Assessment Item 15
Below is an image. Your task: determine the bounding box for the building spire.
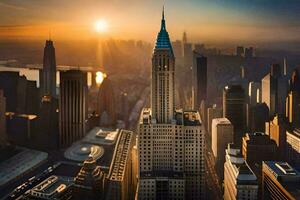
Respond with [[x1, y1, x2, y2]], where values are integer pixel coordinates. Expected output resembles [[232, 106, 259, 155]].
[[161, 6, 166, 31]]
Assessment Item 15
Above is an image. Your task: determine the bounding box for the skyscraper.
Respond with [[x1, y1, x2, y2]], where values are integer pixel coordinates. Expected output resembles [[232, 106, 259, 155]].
[[59, 70, 88, 147], [97, 77, 116, 127], [286, 69, 300, 128], [40, 40, 57, 97], [151, 9, 175, 124], [192, 51, 207, 110], [211, 118, 233, 179], [262, 64, 289, 117], [137, 8, 205, 199], [223, 85, 246, 146]]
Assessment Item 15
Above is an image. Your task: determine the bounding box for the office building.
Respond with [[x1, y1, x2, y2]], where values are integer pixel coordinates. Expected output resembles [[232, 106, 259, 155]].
[[59, 70, 88, 147], [223, 85, 246, 146], [106, 130, 136, 200], [268, 115, 289, 160], [248, 82, 261, 106], [236, 46, 244, 57], [242, 132, 277, 181], [262, 64, 289, 117], [171, 40, 182, 60], [262, 161, 300, 200], [73, 156, 105, 199], [0, 90, 6, 146], [6, 113, 38, 147], [286, 129, 300, 169], [192, 52, 207, 110], [211, 118, 233, 179], [207, 104, 223, 138], [137, 9, 205, 199], [22, 175, 73, 200], [244, 47, 254, 58], [40, 40, 57, 97], [286, 69, 300, 128], [247, 103, 269, 133], [38, 96, 59, 150], [97, 77, 116, 127], [224, 144, 258, 200], [0, 72, 39, 115]]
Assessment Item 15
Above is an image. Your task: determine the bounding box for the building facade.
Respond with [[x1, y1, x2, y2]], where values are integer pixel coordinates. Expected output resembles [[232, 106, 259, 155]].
[[212, 118, 233, 179], [40, 40, 57, 97], [262, 161, 300, 200], [137, 9, 205, 200], [59, 70, 88, 147], [286, 129, 300, 169], [224, 144, 258, 200], [223, 85, 246, 146], [192, 52, 207, 110]]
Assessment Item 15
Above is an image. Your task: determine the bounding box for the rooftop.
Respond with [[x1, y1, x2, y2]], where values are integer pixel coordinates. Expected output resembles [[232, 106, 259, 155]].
[[212, 118, 232, 125], [0, 148, 48, 186], [107, 130, 133, 181], [26, 175, 73, 199], [263, 161, 300, 199]]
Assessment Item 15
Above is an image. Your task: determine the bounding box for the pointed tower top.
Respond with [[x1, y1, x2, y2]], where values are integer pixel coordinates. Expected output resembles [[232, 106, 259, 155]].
[[161, 6, 166, 31], [154, 6, 174, 56]]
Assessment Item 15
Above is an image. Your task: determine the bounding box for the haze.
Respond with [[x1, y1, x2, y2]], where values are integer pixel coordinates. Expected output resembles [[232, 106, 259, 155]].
[[0, 0, 300, 44]]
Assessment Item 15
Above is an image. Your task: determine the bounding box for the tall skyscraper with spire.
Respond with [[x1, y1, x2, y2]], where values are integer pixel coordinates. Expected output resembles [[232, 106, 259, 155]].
[[151, 7, 175, 124], [137, 8, 205, 199], [40, 40, 56, 97]]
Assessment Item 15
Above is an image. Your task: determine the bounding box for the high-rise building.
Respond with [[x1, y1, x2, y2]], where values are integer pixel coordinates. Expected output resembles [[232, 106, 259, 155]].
[[268, 115, 289, 160], [286, 69, 300, 128], [97, 77, 116, 127], [0, 90, 6, 146], [211, 118, 233, 179], [248, 82, 261, 106], [247, 103, 269, 132], [224, 143, 258, 200], [59, 70, 88, 147], [192, 51, 207, 110], [137, 9, 205, 199], [262, 161, 300, 200], [244, 47, 254, 58], [38, 96, 59, 150], [242, 132, 277, 184], [40, 40, 57, 97], [223, 85, 246, 146], [207, 104, 222, 138], [236, 46, 244, 57], [171, 40, 182, 60], [262, 64, 289, 117], [286, 129, 300, 169]]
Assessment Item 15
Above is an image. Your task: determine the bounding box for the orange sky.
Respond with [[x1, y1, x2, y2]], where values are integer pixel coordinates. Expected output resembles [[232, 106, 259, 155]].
[[0, 0, 299, 44]]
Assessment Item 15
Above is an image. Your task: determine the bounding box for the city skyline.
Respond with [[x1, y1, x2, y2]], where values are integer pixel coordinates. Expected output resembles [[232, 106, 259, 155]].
[[0, 0, 300, 45]]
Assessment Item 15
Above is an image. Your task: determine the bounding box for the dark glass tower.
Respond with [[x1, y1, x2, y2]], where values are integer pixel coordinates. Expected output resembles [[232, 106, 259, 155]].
[[223, 85, 246, 146], [40, 40, 56, 97], [193, 51, 207, 110]]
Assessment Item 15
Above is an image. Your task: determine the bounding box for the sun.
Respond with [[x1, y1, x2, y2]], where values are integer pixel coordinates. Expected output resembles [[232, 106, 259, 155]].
[[95, 71, 107, 85], [94, 19, 108, 33]]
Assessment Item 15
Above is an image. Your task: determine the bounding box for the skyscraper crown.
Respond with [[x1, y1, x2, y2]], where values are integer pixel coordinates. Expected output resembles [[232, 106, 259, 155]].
[[154, 7, 174, 56]]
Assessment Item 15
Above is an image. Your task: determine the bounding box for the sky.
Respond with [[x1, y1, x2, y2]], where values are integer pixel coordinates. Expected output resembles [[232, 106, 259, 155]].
[[0, 0, 299, 44]]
